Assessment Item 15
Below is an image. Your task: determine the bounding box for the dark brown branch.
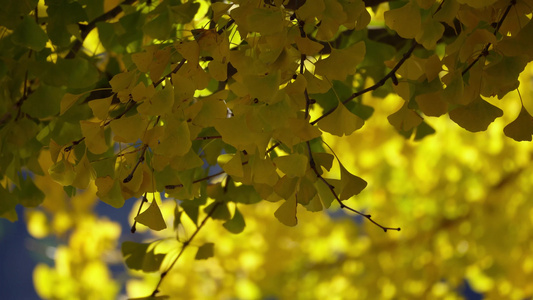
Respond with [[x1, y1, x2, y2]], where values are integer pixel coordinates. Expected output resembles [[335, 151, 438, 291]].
[[165, 170, 226, 190], [123, 144, 148, 183], [311, 41, 417, 125], [153, 59, 186, 88], [462, 0, 515, 76], [131, 193, 149, 233], [151, 201, 222, 296], [67, 0, 137, 58]]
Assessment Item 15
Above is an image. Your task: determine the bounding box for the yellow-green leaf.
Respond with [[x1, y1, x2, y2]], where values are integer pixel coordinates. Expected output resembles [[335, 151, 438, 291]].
[[88, 96, 112, 120], [314, 41, 365, 81], [80, 121, 109, 154], [60, 93, 83, 115], [48, 159, 76, 186], [273, 154, 308, 178], [110, 114, 149, 143], [274, 195, 298, 226], [318, 103, 365, 136], [95, 176, 125, 208], [387, 103, 423, 132], [218, 153, 244, 178], [72, 154, 96, 189], [135, 200, 167, 231], [138, 82, 174, 116], [384, 1, 421, 39], [449, 97, 503, 132], [223, 207, 246, 234]]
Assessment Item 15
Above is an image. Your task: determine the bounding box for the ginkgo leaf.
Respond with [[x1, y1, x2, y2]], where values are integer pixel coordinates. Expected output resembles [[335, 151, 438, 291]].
[[95, 176, 124, 208], [294, 35, 324, 55], [88, 96, 112, 120], [153, 119, 191, 157], [131, 82, 156, 103], [208, 60, 228, 81], [72, 154, 96, 189], [223, 207, 246, 234], [109, 71, 136, 94], [481, 56, 528, 99], [174, 41, 199, 67], [138, 83, 174, 116], [122, 241, 165, 272], [274, 195, 298, 226], [388, 103, 423, 132], [131, 50, 153, 72], [195, 243, 214, 260], [80, 121, 109, 154], [247, 8, 284, 35], [252, 156, 279, 186], [296, 177, 317, 205], [60, 93, 83, 115], [297, 0, 325, 20], [384, 1, 421, 39], [318, 102, 364, 137], [135, 200, 167, 231], [273, 154, 308, 178], [415, 17, 444, 50], [503, 106, 533, 141], [218, 154, 244, 178], [316, 0, 347, 40], [243, 71, 281, 104], [170, 149, 204, 171], [11, 16, 48, 51], [338, 163, 367, 201], [314, 41, 365, 81], [110, 114, 149, 143], [415, 91, 448, 117], [449, 97, 503, 132], [49, 139, 62, 164], [48, 159, 76, 186], [205, 202, 231, 220], [274, 175, 299, 199]]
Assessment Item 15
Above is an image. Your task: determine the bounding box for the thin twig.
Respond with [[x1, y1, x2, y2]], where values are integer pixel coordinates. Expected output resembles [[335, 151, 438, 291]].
[[151, 201, 222, 296], [123, 144, 148, 183], [305, 139, 400, 232], [462, 0, 515, 76], [153, 59, 186, 88], [165, 170, 226, 189], [131, 193, 149, 233], [311, 41, 417, 125]]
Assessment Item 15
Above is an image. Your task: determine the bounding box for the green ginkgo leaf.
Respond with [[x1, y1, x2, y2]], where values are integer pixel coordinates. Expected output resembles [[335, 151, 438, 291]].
[[449, 97, 503, 132], [11, 16, 48, 51], [135, 200, 167, 231], [318, 102, 365, 137]]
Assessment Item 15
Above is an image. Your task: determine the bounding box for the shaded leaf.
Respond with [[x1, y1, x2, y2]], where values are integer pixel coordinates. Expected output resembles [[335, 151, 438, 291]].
[[503, 106, 533, 141], [449, 97, 503, 132], [274, 196, 298, 226], [223, 206, 246, 234], [195, 243, 215, 260]]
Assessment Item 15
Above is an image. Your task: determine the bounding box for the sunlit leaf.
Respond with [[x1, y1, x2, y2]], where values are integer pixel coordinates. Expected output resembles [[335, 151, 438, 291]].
[[80, 121, 109, 154], [135, 200, 167, 231], [273, 154, 308, 178], [318, 102, 365, 136]]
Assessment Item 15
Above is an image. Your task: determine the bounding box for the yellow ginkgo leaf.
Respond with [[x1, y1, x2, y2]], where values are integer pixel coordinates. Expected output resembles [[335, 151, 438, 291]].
[[318, 102, 365, 137], [218, 153, 244, 178], [274, 195, 298, 227], [387, 102, 423, 132], [131, 50, 153, 72], [88, 96, 112, 120], [243, 71, 281, 104], [384, 1, 421, 39], [135, 200, 167, 231], [80, 121, 109, 154], [49, 139, 62, 164], [503, 106, 533, 141], [153, 119, 191, 157], [72, 154, 96, 189], [95, 176, 125, 208], [48, 159, 75, 186], [415, 91, 448, 117], [110, 114, 149, 143], [175, 40, 200, 66], [137, 82, 174, 116], [314, 41, 365, 81], [294, 35, 324, 56], [273, 154, 308, 178], [338, 163, 367, 201], [208, 60, 228, 81], [449, 97, 503, 132]]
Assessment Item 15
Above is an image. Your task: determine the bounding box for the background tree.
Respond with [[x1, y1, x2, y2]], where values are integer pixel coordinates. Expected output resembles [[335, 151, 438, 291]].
[[1, 0, 532, 299]]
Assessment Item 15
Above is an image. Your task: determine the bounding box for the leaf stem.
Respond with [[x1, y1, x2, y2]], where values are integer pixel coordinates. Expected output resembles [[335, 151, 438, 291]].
[[123, 144, 148, 183], [462, 0, 515, 76], [131, 193, 148, 233]]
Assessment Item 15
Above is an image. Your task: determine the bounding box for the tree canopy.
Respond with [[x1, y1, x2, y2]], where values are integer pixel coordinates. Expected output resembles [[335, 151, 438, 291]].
[[1, 0, 533, 299]]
